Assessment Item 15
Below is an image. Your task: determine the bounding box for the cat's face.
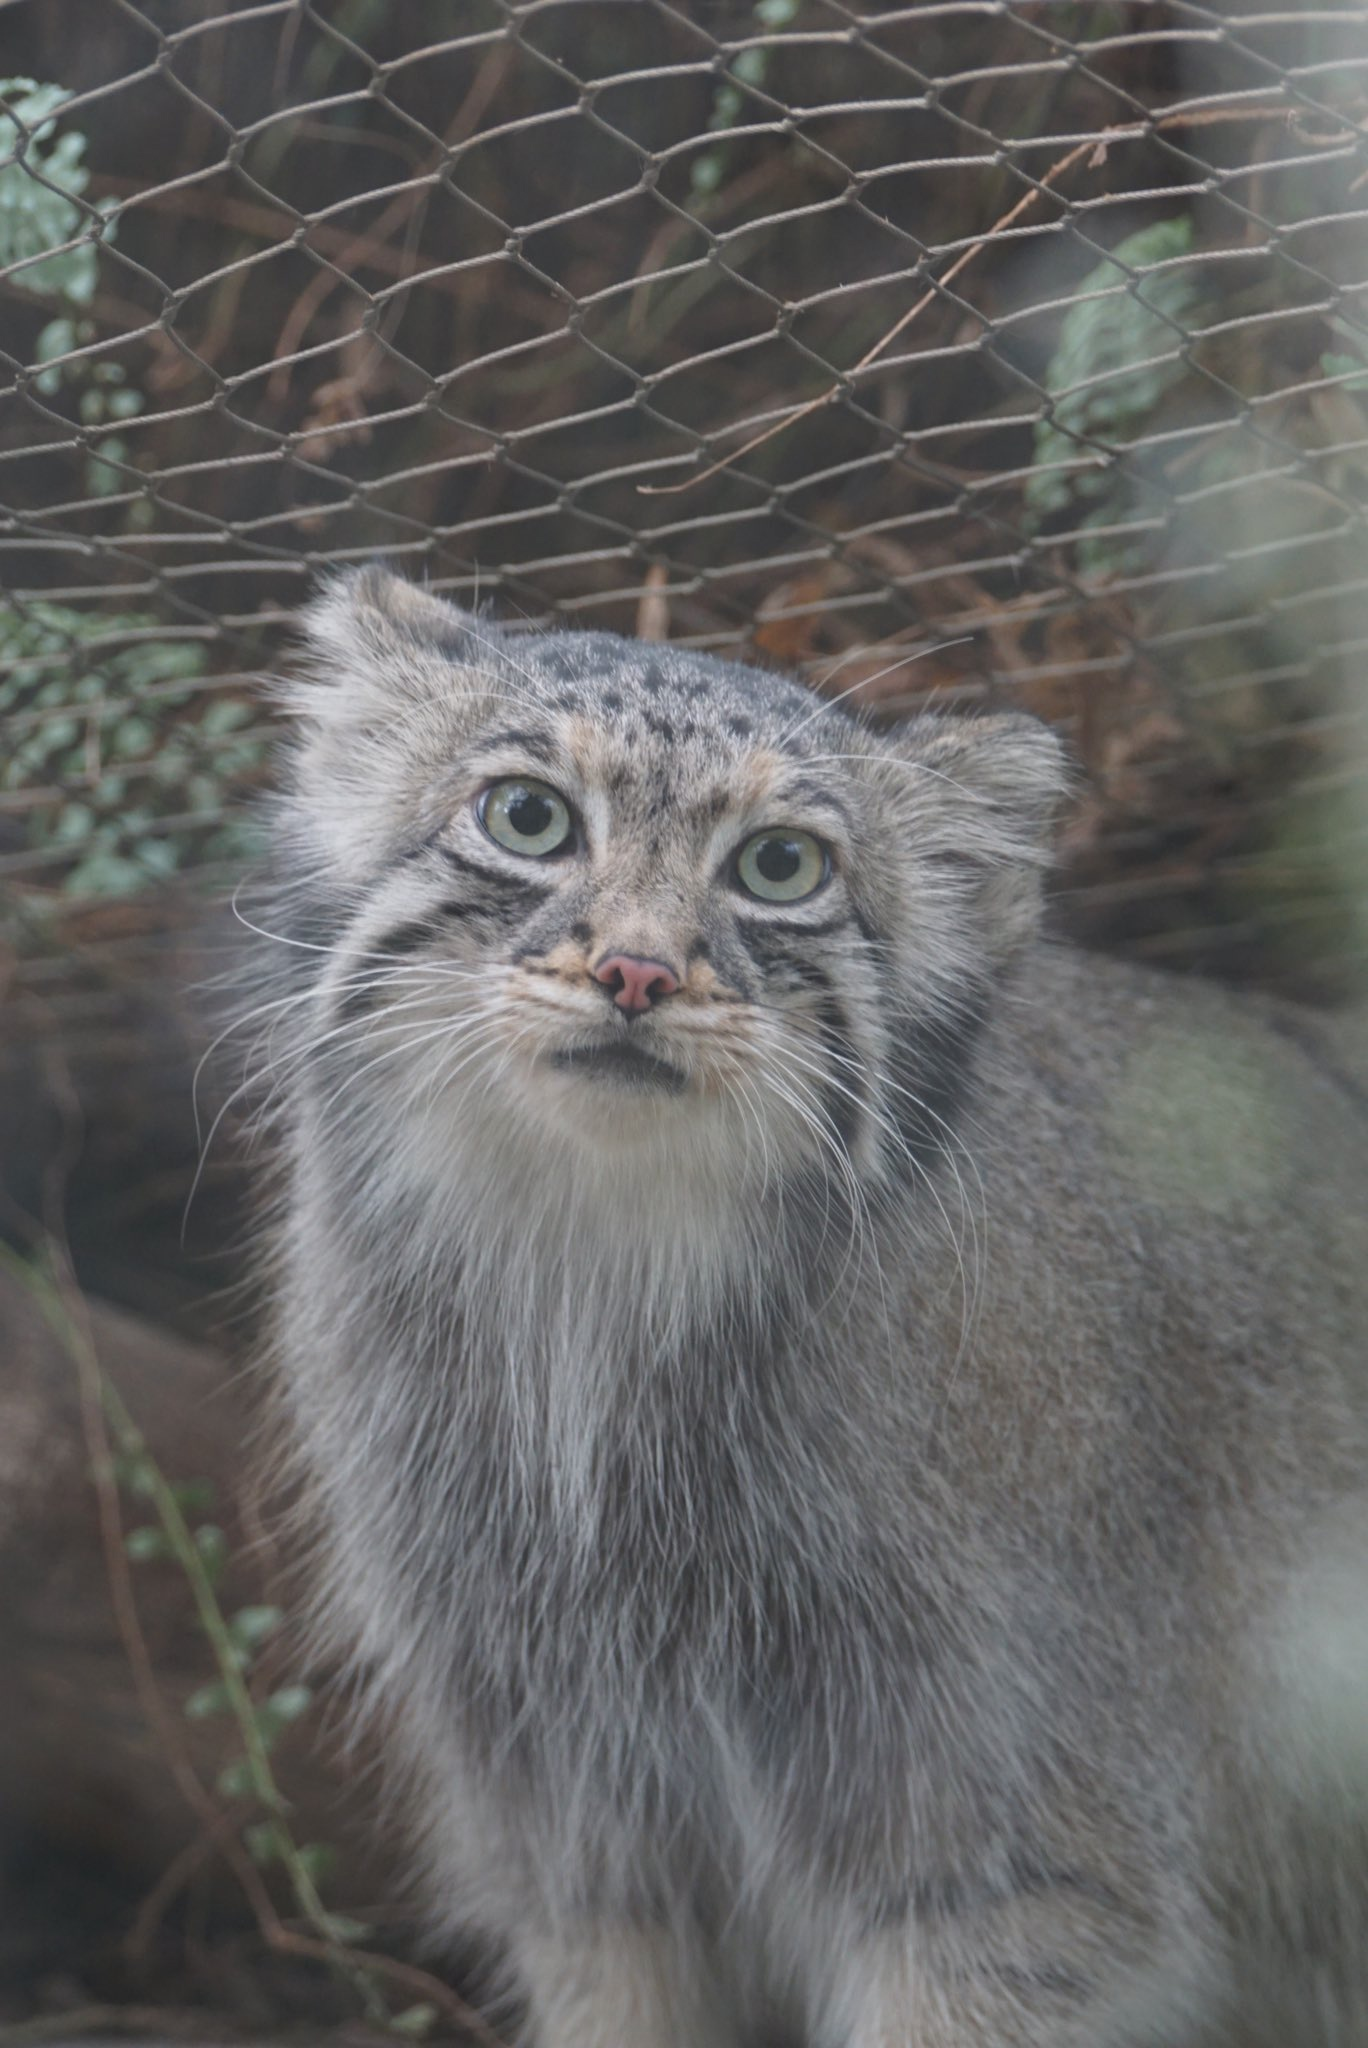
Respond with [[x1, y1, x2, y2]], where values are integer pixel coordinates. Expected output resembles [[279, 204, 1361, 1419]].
[[274, 569, 1063, 1206]]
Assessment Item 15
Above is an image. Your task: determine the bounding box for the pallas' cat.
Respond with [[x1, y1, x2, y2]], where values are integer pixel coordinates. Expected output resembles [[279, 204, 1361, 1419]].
[[260, 567, 1368, 2047]]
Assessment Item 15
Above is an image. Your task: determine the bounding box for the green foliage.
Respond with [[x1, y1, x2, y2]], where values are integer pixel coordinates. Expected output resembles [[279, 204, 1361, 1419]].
[[0, 596, 266, 897], [1321, 316, 1368, 392], [690, 0, 799, 198], [2, 77, 144, 507], [229, 1603, 285, 1651], [388, 2004, 438, 2038], [112, 1433, 369, 1987], [0, 84, 265, 906], [1025, 216, 1200, 568], [0, 78, 106, 303]]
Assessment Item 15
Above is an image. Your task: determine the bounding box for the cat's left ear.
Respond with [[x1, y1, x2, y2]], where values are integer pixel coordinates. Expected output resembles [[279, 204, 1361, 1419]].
[[881, 712, 1071, 954]]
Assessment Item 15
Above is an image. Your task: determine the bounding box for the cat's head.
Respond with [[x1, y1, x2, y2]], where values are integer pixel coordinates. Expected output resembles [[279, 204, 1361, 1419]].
[[270, 567, 1064, 1208]]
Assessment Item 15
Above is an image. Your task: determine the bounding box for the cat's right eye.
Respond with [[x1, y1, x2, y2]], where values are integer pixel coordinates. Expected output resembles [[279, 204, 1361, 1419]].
[[478, 778, 575, 858]]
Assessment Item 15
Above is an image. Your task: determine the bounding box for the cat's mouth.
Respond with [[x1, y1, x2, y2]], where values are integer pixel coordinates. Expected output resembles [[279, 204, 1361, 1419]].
[[548, 1038, 688, 1094]]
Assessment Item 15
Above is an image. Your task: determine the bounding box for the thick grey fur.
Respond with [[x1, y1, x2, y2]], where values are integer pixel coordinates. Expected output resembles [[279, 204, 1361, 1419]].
[[254, 566, 1368, 2047]]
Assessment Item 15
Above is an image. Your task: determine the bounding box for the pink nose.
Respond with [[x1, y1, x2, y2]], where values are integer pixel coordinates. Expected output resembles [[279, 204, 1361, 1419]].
[[593, 953, 680, 1014]]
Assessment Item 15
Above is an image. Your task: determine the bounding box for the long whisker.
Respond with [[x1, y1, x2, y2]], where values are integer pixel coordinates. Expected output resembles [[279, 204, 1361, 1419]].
[[818, 1042, 988, 1380], [775, 1033, 982, 1369], [776, 639, 970, 749], [794, 750, 1011, 809], [763, 1043, 891, 1316], [751, 1046, 879, 1309], [185, 976, 508, 1234]]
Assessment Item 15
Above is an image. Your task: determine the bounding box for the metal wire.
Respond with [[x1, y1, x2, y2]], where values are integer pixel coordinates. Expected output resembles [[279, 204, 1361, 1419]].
[[3, 0, 1368, 992]]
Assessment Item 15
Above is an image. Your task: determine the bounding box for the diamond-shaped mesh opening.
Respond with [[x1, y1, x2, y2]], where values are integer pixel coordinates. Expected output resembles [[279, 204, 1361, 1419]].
[[3, 0, 1367, 996]]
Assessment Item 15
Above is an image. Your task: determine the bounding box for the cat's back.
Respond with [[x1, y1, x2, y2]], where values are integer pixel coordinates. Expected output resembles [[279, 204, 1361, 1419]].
[[996, 941, 1368, 1266], [937, 942, 1368, 1518]]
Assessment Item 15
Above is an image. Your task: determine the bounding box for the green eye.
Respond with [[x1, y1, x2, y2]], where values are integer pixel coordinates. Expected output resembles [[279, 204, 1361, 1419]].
[[735, 829, 828, 904], [479, 778, 574, 857]]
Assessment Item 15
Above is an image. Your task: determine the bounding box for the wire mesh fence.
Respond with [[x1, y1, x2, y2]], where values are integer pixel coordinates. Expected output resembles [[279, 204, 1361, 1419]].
[[4, 0, 1368, 997]]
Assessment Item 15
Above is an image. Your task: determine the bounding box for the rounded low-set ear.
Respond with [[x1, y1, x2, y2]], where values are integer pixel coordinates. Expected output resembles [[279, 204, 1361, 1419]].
[[293, 564, 481, 707], [276, 567, 497, 884], [892, 711, 1070, 843], [879, 712, 1073, 958]]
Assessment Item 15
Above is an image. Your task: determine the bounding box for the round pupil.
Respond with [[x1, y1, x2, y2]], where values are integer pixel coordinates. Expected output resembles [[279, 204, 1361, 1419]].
[[507, 789, 553, 838], [756, 837, 802, 883]]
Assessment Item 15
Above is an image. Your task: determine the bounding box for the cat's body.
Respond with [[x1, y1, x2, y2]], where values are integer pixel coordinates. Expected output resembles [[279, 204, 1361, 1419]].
[[261, 568, 1368, 2047]]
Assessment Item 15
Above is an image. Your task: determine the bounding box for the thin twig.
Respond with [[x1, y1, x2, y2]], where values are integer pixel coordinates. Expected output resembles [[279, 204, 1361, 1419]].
[[0, 2004, 228, 2046], [638, 101, 1324, 498], [266, 45, 516, 407], [125, 1805, 245, 1961], [635, 562, 671, 642], [0, 1223, 501, 2043]]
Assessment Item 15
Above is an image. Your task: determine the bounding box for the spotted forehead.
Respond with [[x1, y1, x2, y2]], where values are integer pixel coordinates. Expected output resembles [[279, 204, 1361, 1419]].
[[509, 631, 826, 749]]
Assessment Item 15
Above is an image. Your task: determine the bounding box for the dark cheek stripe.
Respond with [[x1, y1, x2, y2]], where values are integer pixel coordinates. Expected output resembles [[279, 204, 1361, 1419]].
[[887, 994, 988, 1180], [333, 919, 438, 1021], [731, 928, 864, 1152], [813, 990, 863, 1152], [378, 918, 438, 958], [437, 845, 555, 900], [330, 872, 545, 1023], [732, 918, 984, 1186], [736, 910, 852, 940]]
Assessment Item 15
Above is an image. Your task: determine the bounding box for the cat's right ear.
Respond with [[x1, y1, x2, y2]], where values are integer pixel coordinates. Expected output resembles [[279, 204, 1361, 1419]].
[[278, 567, 490, 879], [284, 565, 485, 729]]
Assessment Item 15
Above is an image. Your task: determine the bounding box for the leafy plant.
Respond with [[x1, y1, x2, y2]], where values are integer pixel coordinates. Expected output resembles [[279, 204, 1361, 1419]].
[[690, 0, 799, 199], [1025, 216, 1201, 569], [0, 83, 267, 905], [0, 597, 266, 897], [2, 76, 148, 508], [2, 1241, 457, 2039], [0, 77, 105, 303]]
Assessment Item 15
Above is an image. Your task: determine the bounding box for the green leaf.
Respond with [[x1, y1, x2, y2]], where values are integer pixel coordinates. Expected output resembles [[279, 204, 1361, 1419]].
[[244, 1819, 283, 1865], [216, 1756, 255, 1801], [171, 1476, 214, 1513], [388, 2006, 437, 2038], [52, 803, 95, 843], [1025, 216, 1200, 561], [296, 1840, 338, 1883], [112, 1450, 155, 1495], [320, 1913, 370, 1947], [193, 1522, 228, 1579], [34, 316, 76, 360], [124, 1524, 169, 1562], [1322, 349, 1368, 392], [132, 836, 181, 879], [262, 1682, 313, 1725], [111, 713, 154, 758], [184, 1680, 233, 1720], [62, 848, 148, 896], [228, 1603, 284, 1652], [0, 76, 104, 304], [200, 697, 253, 735]]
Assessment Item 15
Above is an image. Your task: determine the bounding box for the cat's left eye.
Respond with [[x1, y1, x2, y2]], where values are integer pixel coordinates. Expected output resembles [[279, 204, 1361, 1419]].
[[479, 778, 575, 857], [734, 829, 829, 904]]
